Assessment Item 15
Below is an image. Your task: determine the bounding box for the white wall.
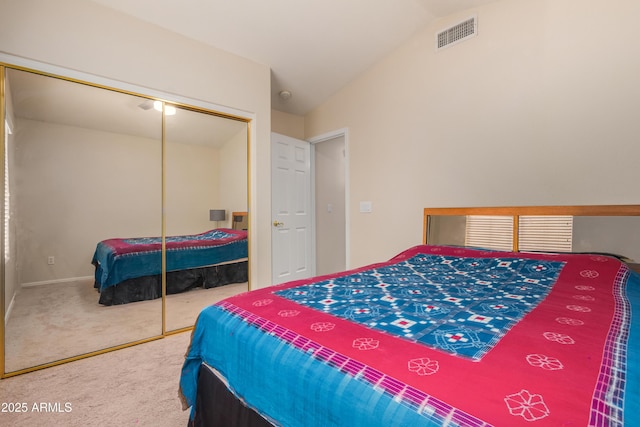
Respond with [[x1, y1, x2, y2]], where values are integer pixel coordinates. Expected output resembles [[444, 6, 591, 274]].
[[165, 141, 221, 236], [0, 0, 272, 288], [15, 119, 163, 284], [305, 0, 640, 268], [272, 109, 305, 140], [219, 129, 249, 228]]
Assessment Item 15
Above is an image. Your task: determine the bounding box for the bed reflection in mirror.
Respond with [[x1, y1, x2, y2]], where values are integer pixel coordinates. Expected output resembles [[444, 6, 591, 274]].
[[2, 66, 250, 374], [164, 106, 248, 332]]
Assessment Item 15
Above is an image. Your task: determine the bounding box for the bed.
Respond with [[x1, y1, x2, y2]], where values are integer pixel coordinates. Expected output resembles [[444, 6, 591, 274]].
[[179, 205, 640, 426], [92, 212, 248, 306]]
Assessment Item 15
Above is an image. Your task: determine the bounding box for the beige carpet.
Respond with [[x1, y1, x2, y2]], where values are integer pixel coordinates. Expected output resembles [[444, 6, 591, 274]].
[[0, 331, 192, 426], [5, 279, 247, 372]]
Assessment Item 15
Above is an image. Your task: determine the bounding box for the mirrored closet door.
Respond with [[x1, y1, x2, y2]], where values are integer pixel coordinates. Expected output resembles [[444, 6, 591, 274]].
[[164, 106, 248, 332], [1, 64, 250, 376]]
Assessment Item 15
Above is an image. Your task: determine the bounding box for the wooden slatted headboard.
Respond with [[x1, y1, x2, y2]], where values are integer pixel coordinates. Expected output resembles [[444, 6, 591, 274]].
[[423, 204, 640, 263], [231, 211, 248, 231]]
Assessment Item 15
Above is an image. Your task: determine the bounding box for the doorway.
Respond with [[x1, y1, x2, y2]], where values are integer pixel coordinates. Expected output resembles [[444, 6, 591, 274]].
[[310, 131, 348, 276], [271, 129, 348, 285]]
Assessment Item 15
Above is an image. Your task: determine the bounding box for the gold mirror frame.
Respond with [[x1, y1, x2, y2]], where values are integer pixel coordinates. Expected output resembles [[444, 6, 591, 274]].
[[0, 62, 251, 377]]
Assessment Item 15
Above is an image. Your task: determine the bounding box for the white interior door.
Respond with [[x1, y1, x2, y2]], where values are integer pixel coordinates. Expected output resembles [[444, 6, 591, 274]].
[[271, 132, 313, 284]]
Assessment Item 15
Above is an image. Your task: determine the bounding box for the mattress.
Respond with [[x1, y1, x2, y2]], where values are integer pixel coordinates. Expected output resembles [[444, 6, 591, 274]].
[[180, 244, 640, 426]]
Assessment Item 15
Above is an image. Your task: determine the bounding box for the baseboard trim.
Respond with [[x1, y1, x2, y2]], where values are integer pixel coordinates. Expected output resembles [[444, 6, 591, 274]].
[[21, 275, 94, 288]]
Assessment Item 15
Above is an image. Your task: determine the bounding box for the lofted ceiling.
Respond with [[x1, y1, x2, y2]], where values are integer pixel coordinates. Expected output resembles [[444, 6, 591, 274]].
[[86, 0, 499, 116]]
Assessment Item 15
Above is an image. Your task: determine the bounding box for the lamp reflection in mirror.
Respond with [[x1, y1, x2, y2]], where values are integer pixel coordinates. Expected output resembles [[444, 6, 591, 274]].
[[209, 209, 226, 228], [153, 100, 176, 115]]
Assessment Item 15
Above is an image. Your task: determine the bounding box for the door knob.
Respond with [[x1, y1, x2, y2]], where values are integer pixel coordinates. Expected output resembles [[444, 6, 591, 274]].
[[273, 220, 284, 227]]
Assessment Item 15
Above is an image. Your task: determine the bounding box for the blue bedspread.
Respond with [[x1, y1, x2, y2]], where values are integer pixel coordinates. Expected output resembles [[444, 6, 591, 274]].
[[180, 245, 640, 426], [92, 229, 247, 291]]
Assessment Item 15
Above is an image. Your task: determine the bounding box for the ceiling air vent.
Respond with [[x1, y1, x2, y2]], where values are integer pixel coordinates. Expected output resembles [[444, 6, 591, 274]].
[[436, 16, 477, 51]]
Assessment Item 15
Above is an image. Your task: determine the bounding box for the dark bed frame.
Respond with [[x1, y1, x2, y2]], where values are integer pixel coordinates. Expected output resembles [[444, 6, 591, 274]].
[[98, 260, 248, 305], [189, 364, 273, 427]]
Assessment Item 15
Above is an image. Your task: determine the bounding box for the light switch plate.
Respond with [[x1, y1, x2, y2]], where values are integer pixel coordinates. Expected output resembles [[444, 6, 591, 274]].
[[360, 201, 372, 213]]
